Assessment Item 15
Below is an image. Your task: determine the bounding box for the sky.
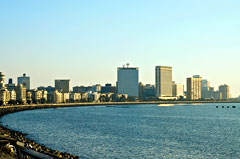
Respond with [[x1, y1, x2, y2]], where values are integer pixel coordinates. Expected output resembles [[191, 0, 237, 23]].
[[1, 0, 240, 97]]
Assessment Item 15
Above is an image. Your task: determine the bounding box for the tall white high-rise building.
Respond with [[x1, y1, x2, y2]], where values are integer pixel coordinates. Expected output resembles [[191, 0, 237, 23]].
[[17, 73, 30, 90], [219, 84, 230, 100], [117, 65, 139, 97], [187, 75, 202, 100], [155, 66, 172, 97]]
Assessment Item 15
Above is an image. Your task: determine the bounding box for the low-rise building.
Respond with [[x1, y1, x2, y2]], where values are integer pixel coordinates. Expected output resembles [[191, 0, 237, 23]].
[[48, 90, 63, 103], [8, 90, 16, 103], [112, 94, 128, 102], [91, 92, 101, 102], [172, 82, 184, 98], [0, 89, 8, 105], [62, 93, 70, 103], [26, 91, 32, 104], [0, 72, 8, 105], [101, 84, 116, 94], [70, 93, 81, 102], [38, 86, 55, 93], [32, 90, 43, 103], [16, 84, 27, 104], [92, 84, 101, 93], [80, 92, 88, 102], [139, 83, 155, 101], [100, 93, 114, 102], [73, 86, 92, 93], [42, 90, 48, 103]]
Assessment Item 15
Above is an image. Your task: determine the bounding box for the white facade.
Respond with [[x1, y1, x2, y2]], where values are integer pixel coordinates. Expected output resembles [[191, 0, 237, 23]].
[[219, 84, 230, 100], [92, 92, 101, 102], [0, 72, 8, 105], [62, 93, 70, 103], [187, 75, 202, 100], [117, 67, 139, 97], [16, 84, 27, 104], [70, 93, 81, 102], [155, 66, 172, 97], [172, 82, 184, 97]]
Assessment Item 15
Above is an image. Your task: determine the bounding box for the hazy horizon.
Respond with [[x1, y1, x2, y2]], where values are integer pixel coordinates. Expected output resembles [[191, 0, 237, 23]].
[[1, 0, 240, 97]]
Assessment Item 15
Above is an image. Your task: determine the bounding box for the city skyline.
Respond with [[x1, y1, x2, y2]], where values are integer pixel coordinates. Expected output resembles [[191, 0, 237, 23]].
[[1, 1, 240, 97], [0, 66, 233, 98]]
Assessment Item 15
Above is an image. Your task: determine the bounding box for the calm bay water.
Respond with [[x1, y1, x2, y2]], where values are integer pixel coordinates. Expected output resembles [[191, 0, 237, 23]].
[[1, 103, 240, 159]]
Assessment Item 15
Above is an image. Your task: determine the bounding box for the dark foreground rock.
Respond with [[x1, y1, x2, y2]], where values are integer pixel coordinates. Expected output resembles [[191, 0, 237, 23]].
[[0, 105, 79, 159]]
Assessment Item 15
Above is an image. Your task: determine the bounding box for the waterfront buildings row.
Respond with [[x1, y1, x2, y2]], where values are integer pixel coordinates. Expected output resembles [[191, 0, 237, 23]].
[[116, 64, 231, 101], [185, 75, 231, 100], [201, 79, 230, 100], [0, 66, 232, 105], [0, 72, 129, 105], [116, 65, 183, 100]]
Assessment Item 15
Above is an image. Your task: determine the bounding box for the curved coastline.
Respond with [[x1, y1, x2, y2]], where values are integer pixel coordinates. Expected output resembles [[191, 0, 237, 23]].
[[0, 101, 238, 158]]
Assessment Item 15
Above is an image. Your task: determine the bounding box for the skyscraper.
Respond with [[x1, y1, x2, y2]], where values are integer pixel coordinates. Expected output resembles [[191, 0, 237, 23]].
[[55, 80, 71, 93], [219, 84, 230, 100], [187, 75, 202, 100], [155, 66, 172, 97], [117, 65, 139, 97], [201, 79, 210, 99], [17, 73, 30, 90]]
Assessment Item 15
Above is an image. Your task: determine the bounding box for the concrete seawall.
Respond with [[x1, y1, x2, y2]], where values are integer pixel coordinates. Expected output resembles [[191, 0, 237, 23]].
[[0, 101, 238, 158]]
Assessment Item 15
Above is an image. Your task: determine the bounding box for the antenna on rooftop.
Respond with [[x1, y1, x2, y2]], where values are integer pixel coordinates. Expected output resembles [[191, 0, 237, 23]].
[[126, 63, 130, 68]]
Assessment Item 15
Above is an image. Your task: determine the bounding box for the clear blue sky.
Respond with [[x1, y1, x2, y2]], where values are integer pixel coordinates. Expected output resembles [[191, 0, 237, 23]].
[[1, 0, 240, 97]]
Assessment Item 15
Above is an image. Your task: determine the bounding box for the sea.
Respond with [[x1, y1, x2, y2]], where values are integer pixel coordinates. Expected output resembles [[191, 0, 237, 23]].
[[1, 103, 240, 159]]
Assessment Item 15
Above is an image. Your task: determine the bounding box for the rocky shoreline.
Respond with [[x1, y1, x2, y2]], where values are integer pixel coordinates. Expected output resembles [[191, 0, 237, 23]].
[[0, 125, 79, 159], [0, 104, 83, 159]]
